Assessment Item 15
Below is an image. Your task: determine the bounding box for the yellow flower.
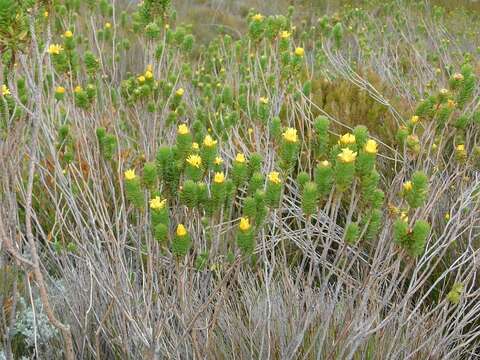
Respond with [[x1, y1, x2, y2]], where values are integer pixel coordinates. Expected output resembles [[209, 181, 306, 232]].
[[447, 99, 457, 109], [43, 10, 49, 18], [149, 196, 166, 210], [191, 142, 199, 150], [164, 24, 170, 29], [235, 153, 246, 163], [279, 31, 291, 39], [124, 169, 136, 180], [214, 172, 225, 184], [203, 135, 217, 147], [239, 217, 251, 232], [177, 123, 190, 135], [55, 86, 66, 94], [337, 148, 357, 163], [456, 144, 465, 152], [282, 127, 298, 143], [259, 97, 269, 104], [186, 154, 202, 168], [439, 88, 449, 95], [400, 211, 409, 223], [364, 139, 378, 154], [105, 22, 112, 29], [403, 181, 413, 192], [176, 88, 184, 97], [1, 85, 10, 96], [252, 13, 264, 21], [74, 85, 83, 93], [320, 160, 330, 167], [410, 115, 420, 124], [145, 70, 153, 79], [453, 73, 464, 81], [176, 224, 187, 237], [339, 133, 356, 146], [48, 44, 64, 55], [64, 30, 73, 38], [214, 156, 224, 165], [294, 47, 305, 57], [137, 75, 146, 83], [268, 171, 282, 184], [445, 213, 450, 220]]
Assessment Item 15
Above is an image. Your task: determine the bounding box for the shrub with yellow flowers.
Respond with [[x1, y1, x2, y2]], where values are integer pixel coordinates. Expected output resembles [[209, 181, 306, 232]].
[[266, 171, 283, 208], [236, 217, 254, 256], [124, 169, 144, 209], [150, 196, 169, 244], [403, 171, 428, 208], [172, 224, 191, 258], [335, 147, 357, 191], [232, 153, 248, 187], [280, 127, 299, 173], [201, 134, 218, 169], [176, 123, 193, 160]]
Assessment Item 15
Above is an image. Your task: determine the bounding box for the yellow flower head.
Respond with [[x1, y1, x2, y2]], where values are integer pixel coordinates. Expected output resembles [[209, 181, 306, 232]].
[[176, 224, 187, 237], [176, 88, 184, 97], [203, 135, 217, 148], [282, 127, 298, 143], [239, 217, 251, 232], [280, 31, 291, 39], [268, 171, 282, 184], [456, 144, 465, 152], [214, 172, 225, 184], [294, 47, 305, 57], [214, 156, 224, 165], [410, 115, 420, 124], [339, 133, 356, 146], [186, 154, 202, 168], [137, 75, 146, 83], [447, 99, 457, 109], [191, 142, 199, 150], [177, 123, 190, 135], [235, 153, 246, 163], [248, 128, 254, 135], [43, 10, 49, 18], [320, 160, 330, 167], [74, 85, 83, 93], [403, 181, 413, 192], [439, 88, 449, 95], [337, 148, 357, 163], [1, 85, 10, 96], [453, 73, 464, 81], [124, 169, 136, 181], [64, 30, 73, 38], [55, 86, 65, 94], [146, 64, 153, 72], [400, 211, 409, 223], [252, 13, 264, 21], [149, 196, 166, 210], [445, 213, 450, 220], [145, 70, 153, 79], [105, 22, 112, 29], [364, 139, 378, 155], [48, 44, 64, 55], [259, 97, 269, 104]]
